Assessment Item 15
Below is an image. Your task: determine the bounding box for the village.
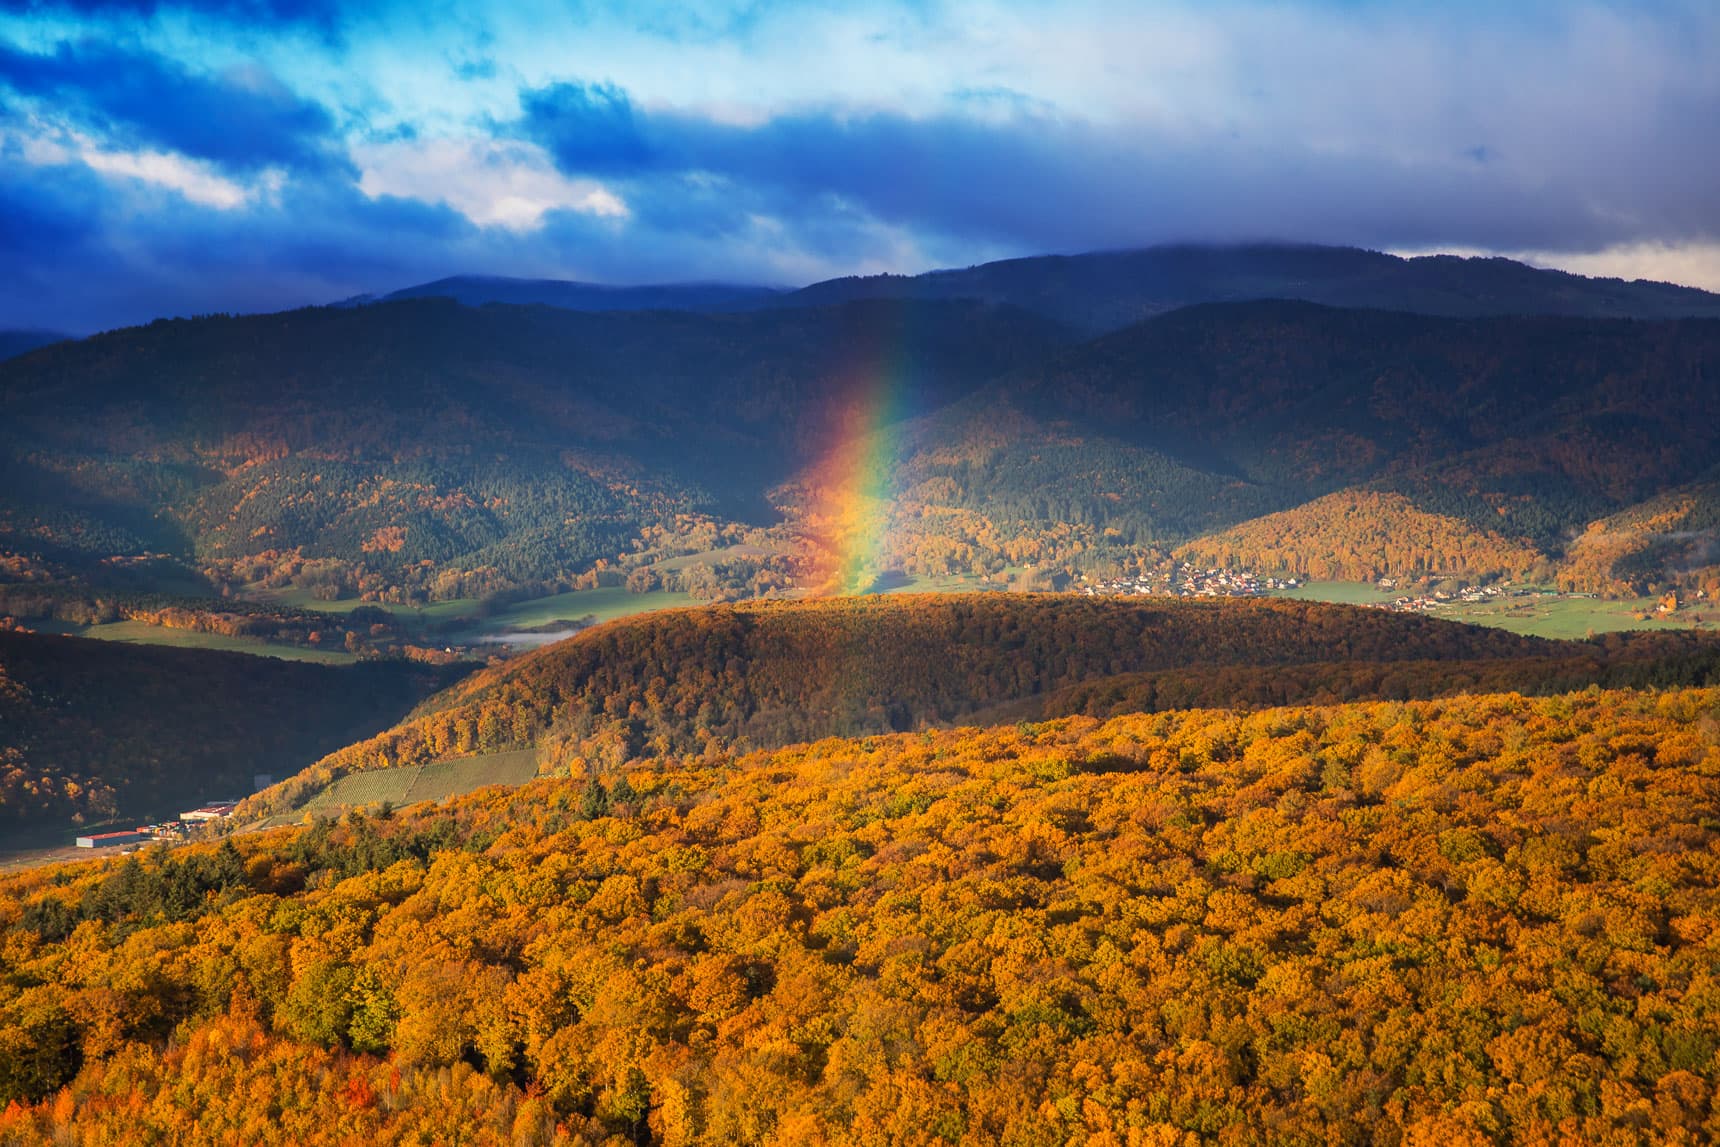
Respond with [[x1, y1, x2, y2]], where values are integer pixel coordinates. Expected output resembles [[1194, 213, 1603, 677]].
[[1081, 566, 1525, 614], [1079, 565, 1301, 599], [1371, 579, 1511, 614]]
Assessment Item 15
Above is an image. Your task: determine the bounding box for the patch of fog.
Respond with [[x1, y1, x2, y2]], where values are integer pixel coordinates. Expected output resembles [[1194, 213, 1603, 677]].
[[470, 627, 585, 647]]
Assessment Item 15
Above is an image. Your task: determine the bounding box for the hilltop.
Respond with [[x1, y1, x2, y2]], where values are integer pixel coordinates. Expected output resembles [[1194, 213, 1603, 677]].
[[245, 593, 1571, 819], [375, 245, 1720, 337], [375, 276, 784, 312], [0, 330, 66, 363]]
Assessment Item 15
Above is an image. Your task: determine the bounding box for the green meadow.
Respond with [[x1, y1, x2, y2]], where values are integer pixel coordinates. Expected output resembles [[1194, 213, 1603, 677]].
[[34, 619, 359, 664], [277, 749, 542, 824], [251, 586, 482, 622], [472, 586, 701, 631], [1278, 579, 1402, 606], [1279, 580, 1714, 640]]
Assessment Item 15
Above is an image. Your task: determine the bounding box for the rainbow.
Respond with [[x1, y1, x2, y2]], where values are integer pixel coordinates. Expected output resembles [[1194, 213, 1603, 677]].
[[804, 367, 910, 596]]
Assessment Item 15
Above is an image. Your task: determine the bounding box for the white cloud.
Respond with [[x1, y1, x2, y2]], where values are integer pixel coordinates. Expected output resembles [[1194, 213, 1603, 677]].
[[1523, 242, 1720, 294], [1392, 241, 1720, 295], [79, 148, 253, 209], [11, 126, 254, 208], [353, 136, 628, 230]]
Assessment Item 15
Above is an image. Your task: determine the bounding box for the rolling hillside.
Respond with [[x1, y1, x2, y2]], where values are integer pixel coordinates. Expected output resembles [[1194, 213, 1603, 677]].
[[1173, 489, 1549, 583], [0, 297, 1070, 600], [4, 251, 1720, 614], [1557, 475, 1720, 597], [5, 684, 1718, 1142], [241, 593, 1572, 820], [832, 302, 1720, 588]]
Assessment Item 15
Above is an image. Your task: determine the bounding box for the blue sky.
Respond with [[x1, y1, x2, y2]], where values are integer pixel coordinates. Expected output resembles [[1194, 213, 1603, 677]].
[[2, 0, 1717, 332]]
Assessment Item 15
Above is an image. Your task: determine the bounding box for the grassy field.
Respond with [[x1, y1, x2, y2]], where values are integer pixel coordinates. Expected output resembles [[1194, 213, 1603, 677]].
[[1278, 580, 1714, 639], [32, 619, 359, 664], [248, 583, 703, 637], [1435, 594, 1713, 639], [1278, 580, 1402, 606], [249, 586, 481, 622], [877, 572, 998, 595], [289, 749, 542, 820], [649, 544, 787, 572], [475, 586, 701, 631]]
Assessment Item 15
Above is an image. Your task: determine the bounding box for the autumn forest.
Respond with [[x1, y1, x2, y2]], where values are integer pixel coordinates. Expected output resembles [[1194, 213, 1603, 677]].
[[4, 245, 1720, 1144]]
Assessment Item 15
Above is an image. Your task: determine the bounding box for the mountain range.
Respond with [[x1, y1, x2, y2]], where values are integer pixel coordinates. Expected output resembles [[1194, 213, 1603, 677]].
[[10, 244, 1718, 608], [374, 243, 1720, 335]]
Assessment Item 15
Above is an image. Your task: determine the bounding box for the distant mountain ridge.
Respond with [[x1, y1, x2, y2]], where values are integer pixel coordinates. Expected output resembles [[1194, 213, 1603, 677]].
[[367, 244, 1720, 335], [788, 244, 1720, 334], [373, 276, 784, 312]]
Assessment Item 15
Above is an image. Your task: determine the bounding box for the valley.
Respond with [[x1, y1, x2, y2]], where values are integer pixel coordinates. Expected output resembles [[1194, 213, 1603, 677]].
[[4, 244, 1720, 1144]]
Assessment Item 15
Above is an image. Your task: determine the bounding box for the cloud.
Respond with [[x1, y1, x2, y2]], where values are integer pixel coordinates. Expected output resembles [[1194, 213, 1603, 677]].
[[0, 0, 1718, 332], [0, 40, 343, 174], [517, 84, 1717, 259], [518, 81, 655, 175], [354, 136, 627, 230]]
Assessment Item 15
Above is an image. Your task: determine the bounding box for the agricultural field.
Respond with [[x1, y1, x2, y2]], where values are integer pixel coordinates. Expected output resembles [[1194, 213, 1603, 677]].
[[247, 586, 482, 622], [404, 751, 540, 803], [647, 543, 787, 572], [29, 619, 359, 664], [282, 749, 542, 823], [1281, 580, 1715, 639], [1437, 592, 1716, 639], [1277, 578, 1401, 606]]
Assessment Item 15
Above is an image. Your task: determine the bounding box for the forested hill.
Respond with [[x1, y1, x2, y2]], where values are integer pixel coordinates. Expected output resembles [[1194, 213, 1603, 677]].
[[0, 629, 469, 839], [0, 296, 1070, 599], [788, 243, 1720, 334], [5, 685, 1719, 1141], [244, 593, 1568, 818], [856, 302, 1720, 586], [5, 278, 1720, 606]]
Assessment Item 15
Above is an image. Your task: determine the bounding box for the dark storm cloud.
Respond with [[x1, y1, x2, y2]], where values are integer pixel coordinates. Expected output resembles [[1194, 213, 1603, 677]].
[[520, 84, 1720, 258], [518, 82, 655, 174], [3, 1, 1718, 331], [0, 40, 345, 174]]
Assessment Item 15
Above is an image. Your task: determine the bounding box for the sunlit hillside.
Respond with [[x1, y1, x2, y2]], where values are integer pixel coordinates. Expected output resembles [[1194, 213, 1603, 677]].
[[239, 594, 1566, 820], [3, 685, 1716, 1143]]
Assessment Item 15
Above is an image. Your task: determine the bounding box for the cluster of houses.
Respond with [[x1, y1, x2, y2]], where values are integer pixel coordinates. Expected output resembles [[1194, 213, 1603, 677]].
[[1371, 583, 1512, 615], [74, 800, 241, 850], [1080, 566, 1300, 599]]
